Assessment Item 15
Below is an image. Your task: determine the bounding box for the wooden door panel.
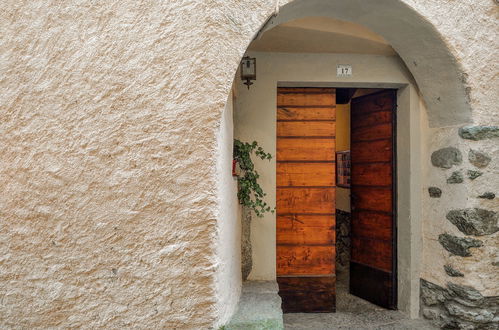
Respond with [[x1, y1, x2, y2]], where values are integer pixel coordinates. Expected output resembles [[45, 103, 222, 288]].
[[349, 92, 394, 115], [351, 123, 392, 142], [277, 107, 336, 121], [353, 187, 392, 212], [277, 163, 335, 187], [351, 211, 392, 241], [351, 163, 392, 186], [277, 277, 335, 313], [277, 121, 336, 137], [350, 263, 394, 308], [352, 111, 391, 129], [277, 215, 335, 245], [277, 91, 335, 106], [350, 139, 391, 163], [277, 188, 335, 214], [276, 87, 336, 313], [351, 237, 392, 272], [350, 90, 397, 309], [277, 245, 335, 275], [277, 138, 335, 161]]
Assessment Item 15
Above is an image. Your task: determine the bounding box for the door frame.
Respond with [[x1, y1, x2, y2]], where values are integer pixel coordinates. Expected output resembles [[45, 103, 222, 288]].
[[274, 82, 422, 317]]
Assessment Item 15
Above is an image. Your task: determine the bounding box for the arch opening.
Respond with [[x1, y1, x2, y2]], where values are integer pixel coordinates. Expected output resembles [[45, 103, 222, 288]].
[[221, 1, 473, 325]]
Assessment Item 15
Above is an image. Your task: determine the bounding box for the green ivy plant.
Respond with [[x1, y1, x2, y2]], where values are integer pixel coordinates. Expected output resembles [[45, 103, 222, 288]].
[[233, 139, 275, 217]]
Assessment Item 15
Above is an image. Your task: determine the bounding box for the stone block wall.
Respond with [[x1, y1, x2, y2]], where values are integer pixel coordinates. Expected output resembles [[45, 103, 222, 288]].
[[422, 126, 498, 329], [336, 210, 351, 270]]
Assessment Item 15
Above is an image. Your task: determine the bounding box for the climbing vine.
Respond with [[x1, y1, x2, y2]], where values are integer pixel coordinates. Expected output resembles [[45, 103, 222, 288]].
[[233, 139, 275, 217]]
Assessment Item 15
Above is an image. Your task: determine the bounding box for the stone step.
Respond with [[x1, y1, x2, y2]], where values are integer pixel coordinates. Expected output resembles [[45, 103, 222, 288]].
[[224, 281, 284, 330]]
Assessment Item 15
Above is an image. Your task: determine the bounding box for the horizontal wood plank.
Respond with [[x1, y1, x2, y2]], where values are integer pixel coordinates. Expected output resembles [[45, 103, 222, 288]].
[[278, 276, 336, 313], [277, 163, 335, 187], [278, 93, 335, 107], [277, 245, 335, 275], [352, 110, 392, 129], [352, 186, 392, 212], [277, 107, 336, 121], [278, 87, 336, 94], [277, 215, 335, 245], [351, 123, 392, 142], [351, 91, 395, 115], [351, 210, 392, 241], [351, 162, 392, 186], [277, 187, 335, 214], [277, 138, 335, 161], [350, 139, 391, 163], [350, 262, 395, 309], [351, 237, 392, 272], [277, 121, 336, 137]]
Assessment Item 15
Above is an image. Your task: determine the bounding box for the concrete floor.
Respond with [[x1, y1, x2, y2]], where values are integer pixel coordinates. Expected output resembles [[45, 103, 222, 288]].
[[284, 268, 437, 330]]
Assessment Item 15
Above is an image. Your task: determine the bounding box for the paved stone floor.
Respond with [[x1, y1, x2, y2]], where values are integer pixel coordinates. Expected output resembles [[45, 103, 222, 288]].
[[284, 268, 437, 330]]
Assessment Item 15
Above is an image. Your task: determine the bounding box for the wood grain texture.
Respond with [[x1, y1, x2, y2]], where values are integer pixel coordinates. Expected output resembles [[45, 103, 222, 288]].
[[352, 186, 392, 213], [351, 237, 392, 272], [277, 245, 335, 275], [277, 121, 336, 137], [277, 107, 336, 121], [350, 139, 391, 163], [277, 138, 335, 161], [277, 88, 335, 107], [350, 262, 395, 309], [351, 163, 392, 186], [277, 215, 335, 245], [277, 163, 335, 187], [278, 276, 336, 313], [277, 188, 335, 214], [351, 91, 394, 115], [351, 123, 392, 142], [352, 111, 391, 129], [351, 210, 392, 241]]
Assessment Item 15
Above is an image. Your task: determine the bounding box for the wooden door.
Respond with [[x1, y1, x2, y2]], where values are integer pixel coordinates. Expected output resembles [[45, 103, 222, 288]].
[[349, 90, 397, 309], [276, 87, 336, 313]]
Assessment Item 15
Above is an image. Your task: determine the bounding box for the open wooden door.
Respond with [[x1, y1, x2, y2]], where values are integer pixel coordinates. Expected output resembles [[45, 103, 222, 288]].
[[349, 90, 397, 309], [276, 87, 336, 313]]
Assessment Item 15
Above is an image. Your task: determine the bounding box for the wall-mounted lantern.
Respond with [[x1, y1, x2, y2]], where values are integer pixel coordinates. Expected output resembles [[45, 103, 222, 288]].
[[241, 56, 256, 89]]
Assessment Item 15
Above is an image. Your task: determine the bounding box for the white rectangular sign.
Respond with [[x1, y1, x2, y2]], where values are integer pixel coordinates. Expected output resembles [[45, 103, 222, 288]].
[[337, 64, 352, 77]]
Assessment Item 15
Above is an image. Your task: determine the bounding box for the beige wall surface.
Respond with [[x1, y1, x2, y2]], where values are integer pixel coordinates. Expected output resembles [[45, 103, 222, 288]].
[[0, 0, 497, 328]]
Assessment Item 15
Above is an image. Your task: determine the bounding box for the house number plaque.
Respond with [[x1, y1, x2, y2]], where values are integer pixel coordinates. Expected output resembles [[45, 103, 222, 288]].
[[336, 64, 352, 77]]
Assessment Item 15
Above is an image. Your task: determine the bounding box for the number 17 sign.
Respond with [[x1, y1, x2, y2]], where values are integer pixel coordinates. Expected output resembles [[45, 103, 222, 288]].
[[336, 64, 352, 77]]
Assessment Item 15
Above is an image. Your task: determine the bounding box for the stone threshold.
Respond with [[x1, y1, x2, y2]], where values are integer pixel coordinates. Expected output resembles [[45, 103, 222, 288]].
[[223, 281, 284, 330]]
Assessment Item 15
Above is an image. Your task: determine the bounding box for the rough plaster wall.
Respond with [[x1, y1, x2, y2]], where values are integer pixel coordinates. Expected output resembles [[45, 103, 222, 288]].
[[214, 92, 241, 326], [402, 0, 499, 125], [0, 1, 273, 328], [0, 0, 497, 327]]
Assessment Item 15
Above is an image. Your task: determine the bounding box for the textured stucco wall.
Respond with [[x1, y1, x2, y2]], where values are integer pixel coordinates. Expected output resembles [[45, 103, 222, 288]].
[[0, 0, 497, 328], [215, 92, 241, 325]]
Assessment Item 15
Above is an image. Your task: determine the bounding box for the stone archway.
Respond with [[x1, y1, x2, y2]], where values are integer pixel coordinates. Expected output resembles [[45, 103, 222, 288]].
[[225, 0, 474, 323], [244, 0, 472, 127]]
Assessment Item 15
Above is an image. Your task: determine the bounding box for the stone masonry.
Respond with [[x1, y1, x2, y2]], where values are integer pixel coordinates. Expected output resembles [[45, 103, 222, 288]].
[[420, 280, 499, 329]]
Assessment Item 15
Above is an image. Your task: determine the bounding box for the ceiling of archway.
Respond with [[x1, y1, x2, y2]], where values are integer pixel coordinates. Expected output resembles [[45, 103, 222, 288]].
[[248, 16, 396, 55]]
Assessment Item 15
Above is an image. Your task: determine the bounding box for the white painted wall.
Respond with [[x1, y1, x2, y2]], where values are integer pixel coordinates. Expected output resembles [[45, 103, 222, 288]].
[[234, 51, 426, 317], [215, 92, 241, 327]]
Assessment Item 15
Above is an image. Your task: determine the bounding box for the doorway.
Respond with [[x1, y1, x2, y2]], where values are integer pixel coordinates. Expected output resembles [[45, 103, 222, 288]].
[[276, 87, 397, 313]]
